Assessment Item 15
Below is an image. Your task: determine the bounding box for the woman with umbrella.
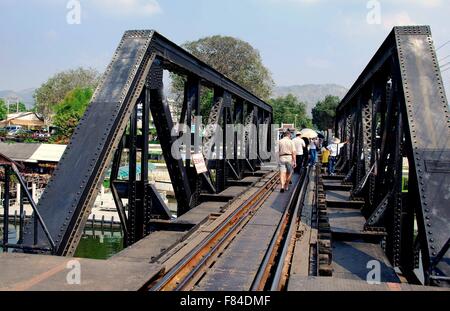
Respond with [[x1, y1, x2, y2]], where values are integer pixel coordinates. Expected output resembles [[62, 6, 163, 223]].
[[299, 129, 319, 167]]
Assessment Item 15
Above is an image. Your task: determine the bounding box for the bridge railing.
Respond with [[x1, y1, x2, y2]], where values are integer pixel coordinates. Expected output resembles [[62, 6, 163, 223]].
[[20, 30, 273, 256], [0, 155, 55, 254], [334, 26, 450, 286]]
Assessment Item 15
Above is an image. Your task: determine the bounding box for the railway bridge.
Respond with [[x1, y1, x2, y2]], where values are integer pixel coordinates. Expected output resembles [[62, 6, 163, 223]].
[[0, 25, 449, 291]]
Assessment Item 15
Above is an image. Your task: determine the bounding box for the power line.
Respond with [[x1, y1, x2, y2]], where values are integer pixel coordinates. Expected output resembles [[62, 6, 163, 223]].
[[437, 40, 450, 51], [440, 61, 450, 69], [439, 54, 450, 62]]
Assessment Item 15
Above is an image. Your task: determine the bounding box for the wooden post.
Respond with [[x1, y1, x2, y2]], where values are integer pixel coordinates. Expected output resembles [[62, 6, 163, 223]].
[[16, 183, 21, 207]]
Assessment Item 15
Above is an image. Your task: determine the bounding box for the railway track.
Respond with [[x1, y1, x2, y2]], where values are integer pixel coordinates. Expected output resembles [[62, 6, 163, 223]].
[[149, 168, 312, 292], [150, 173, 280, 291], [252, 167, 311, 291]]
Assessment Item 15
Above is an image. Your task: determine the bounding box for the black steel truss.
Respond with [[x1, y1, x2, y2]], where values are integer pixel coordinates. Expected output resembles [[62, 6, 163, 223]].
[[335, 26, 450, 287], [21, 30, 272, 255]]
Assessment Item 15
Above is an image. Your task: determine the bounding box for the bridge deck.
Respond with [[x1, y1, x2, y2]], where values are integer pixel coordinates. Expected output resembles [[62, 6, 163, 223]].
[[332, 241, 399, 282], [322, 179, 352, 191], [194, 174, 300, 291], [287, 276, 447, 291], [326, 190, 365, 209], [0, 253, 162, 291], [112, 231, 187, 263]]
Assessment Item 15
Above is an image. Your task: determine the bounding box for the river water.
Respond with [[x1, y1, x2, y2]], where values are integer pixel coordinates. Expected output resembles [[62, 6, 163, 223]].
[[0, 224, 124, 259]]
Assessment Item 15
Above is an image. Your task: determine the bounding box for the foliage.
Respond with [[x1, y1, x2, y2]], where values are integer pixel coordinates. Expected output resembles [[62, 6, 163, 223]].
[[33, 67, 100, 124], [312, 95, 340, 131], [169, 36, 274, 122], [200, 89, 214, 122], [52, 87, 94, 143], [181, 36, 273, 99], [269, 94, 312, 129], [7, 102, 27, 113], [0, 99, 7, 120]]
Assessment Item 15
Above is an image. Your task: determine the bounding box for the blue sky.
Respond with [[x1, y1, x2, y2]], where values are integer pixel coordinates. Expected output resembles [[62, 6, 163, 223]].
[[1, 0, 449, 94]]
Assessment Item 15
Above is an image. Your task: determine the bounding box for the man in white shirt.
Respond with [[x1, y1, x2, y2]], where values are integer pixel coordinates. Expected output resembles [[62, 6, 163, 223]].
[[293, 133, 306, 173], [278, 131, 296, 192], [327, 138, 349, 175]]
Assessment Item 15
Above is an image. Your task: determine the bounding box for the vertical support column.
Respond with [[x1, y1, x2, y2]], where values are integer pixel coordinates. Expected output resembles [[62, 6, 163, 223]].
[[362, 94, 373, 178], [149, 60, 192, 217], [18, 184, 24, 244], [111, 137, 129, 243], [16, 183, 21, 207], [376, 81, 395, 205], [142, 84, 151, 235], [32, 183, 37, 203], [268, 111, 274, 162], [185, 76, 201, 207], [234, 99, 244, 179], [367, 81, 384, 208], [244, 104, 255, 172], [392, 104, 404, 268], [2, 166, 10, 252], [127, 104, 139, 246], [212, 88, 224, 193]]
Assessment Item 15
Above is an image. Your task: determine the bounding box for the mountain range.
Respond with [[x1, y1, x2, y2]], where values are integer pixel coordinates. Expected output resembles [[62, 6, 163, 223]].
[[0, 88, 36, 109], [273, 84, 348, 116]]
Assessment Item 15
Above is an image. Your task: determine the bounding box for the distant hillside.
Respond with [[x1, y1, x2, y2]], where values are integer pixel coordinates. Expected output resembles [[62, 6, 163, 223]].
[[273, 84, 348, 116], [0, 88, 36, 109]]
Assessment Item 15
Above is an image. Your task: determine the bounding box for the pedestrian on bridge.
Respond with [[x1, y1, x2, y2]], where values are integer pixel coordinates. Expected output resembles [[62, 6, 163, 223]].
[[278, 131, 296, 193], [327, 138, 348, 175], [308, 137, 319, 167], [293, 133, 306, 173], [321, 143, 331, 173]]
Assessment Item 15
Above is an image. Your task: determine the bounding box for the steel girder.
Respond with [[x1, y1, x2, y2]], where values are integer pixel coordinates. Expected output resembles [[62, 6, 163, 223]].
[[336, 26, 450, 286], [22, 30, 272, 255]]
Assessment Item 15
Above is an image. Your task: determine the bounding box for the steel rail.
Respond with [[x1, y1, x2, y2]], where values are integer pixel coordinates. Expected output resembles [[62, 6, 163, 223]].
[[250, 168, 309, 291], [150, 173, 280, 291], [270, 167, 311, 291]]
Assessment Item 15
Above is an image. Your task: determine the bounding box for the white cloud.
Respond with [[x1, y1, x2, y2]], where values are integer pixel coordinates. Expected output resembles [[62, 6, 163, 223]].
[[90, 0, 162, 16]]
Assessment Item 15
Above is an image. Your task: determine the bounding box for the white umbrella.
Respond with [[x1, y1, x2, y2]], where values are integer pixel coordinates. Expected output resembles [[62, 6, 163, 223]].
[[299, 128, 318, 139]]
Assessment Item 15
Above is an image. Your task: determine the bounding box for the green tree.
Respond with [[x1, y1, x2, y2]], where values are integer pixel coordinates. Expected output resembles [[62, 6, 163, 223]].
[[52, 87, 94, 143], [170, 36, 274, 122], [34, 67, 100, 125], [269, 94, 312, 129], [181, 36, 273, 99], [0, 99, 7, 120], [312, 95, 340, 131]]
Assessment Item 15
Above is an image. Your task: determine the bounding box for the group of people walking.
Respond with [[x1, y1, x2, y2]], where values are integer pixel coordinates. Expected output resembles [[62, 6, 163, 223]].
[[278, 129, 348, 192]]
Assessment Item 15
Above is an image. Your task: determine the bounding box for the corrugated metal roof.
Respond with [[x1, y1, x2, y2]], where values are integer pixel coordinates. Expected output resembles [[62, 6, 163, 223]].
[[29, 144, 66, 162], [0, 142, 66, 163], [0, 142, 41, 162]]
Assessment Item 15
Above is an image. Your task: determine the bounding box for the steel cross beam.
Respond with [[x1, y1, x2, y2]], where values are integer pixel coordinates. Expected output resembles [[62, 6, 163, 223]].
[[335, 26, 450, 286], [21, 30, 272, 255]]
